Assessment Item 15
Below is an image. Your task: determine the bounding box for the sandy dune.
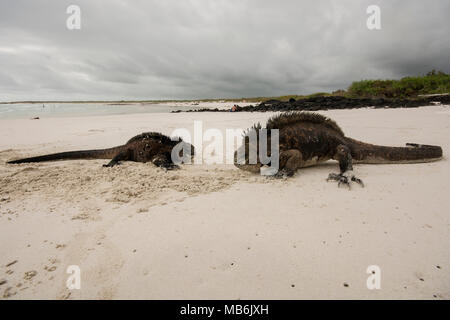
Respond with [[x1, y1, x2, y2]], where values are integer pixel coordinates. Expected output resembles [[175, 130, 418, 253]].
[[0, 105, 449, 299]]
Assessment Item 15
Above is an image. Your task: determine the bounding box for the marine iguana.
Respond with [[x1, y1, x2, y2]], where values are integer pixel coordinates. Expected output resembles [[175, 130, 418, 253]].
[[234, 112, 443, 188], [7, 132, 194, 169]]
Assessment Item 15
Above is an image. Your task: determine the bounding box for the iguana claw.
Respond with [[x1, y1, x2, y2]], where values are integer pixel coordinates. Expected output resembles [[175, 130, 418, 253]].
[[103, 160, 121, 167], [327, 172, 364, 189], [163, 164, 180, 171], [270, 168, 294, 179], [350, 175, 364, 187]]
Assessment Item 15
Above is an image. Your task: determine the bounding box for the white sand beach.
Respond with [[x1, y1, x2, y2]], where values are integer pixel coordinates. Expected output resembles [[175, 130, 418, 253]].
[[0, 105, 449, 299]]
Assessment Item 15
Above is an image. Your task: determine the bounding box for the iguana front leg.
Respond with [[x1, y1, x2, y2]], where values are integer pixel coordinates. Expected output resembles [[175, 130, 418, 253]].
[[151, 154, 179, 170], [327, 144, 364, 188], [273, 149, 302, 178], [103, 150, 131, 167]]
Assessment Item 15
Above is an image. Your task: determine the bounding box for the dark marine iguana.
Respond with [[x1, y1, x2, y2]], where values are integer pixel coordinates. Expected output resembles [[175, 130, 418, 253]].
[[234, 112, 443, 188], [7, 132, 194, 169]]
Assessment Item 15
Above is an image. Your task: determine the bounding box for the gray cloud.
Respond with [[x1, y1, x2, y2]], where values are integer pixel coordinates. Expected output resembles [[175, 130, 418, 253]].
[[0, 0, 449, 101]]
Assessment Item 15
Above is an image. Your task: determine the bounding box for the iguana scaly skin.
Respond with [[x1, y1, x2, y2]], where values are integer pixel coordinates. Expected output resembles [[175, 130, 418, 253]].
[[8, 132, 194, 169], [234, 112, 443, 187]]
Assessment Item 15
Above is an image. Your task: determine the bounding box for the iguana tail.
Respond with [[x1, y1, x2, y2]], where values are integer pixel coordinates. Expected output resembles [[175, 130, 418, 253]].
[[7, 146, 124, 164], [345, 138, 443, 164]]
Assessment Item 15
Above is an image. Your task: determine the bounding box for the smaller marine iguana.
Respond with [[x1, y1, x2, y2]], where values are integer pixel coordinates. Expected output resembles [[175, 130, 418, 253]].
[[234, 112, 443, 188], [7, 132, 194, 169]]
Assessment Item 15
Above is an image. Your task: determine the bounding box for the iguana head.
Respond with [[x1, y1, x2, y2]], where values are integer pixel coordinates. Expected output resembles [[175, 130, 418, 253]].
[[177, 140, 196, 162], [182, 141, 196, 159]]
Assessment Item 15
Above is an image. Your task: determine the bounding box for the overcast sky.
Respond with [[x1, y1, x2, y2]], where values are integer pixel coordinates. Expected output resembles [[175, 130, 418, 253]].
[[0, 0, 449, 101]]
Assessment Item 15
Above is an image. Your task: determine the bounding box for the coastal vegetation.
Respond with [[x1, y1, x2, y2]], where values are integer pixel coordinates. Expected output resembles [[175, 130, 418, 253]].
[[346, 70, 450, 98], [1, 70, 448, 104]]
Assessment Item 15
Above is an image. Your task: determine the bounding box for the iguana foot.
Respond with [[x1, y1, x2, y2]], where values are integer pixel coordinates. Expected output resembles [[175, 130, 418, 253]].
[[327, 172, 364, 189], [269, 168, 294, 179], [103, 160, 121, 167], [162, 163, 180, 171]]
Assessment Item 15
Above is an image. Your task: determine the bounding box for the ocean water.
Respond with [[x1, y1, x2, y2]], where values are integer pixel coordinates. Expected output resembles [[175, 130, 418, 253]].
[[0, 103, 197, 119]]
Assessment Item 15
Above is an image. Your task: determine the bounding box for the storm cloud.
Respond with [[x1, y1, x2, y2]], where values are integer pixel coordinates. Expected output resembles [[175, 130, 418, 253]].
[[0, 0, 449, 101]]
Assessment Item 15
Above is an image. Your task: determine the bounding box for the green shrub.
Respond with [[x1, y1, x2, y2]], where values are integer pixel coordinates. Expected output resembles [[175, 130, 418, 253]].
[[347, 70, 450, 98]]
